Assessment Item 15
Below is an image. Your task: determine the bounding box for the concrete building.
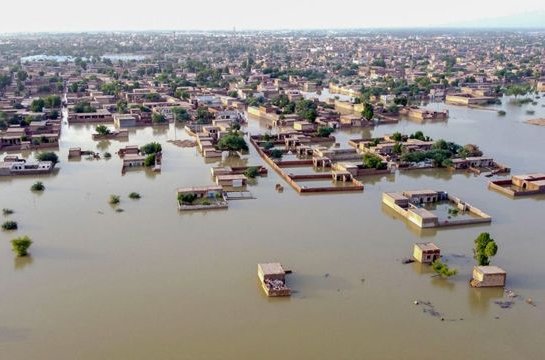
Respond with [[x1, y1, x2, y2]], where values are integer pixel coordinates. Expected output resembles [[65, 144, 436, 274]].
[[257, 263, 291, 297], [413, 243, 441, 264], [471, 266, 506, 288]]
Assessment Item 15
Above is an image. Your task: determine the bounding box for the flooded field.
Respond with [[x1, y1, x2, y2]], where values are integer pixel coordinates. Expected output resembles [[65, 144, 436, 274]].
[[1, 95, 545, 359]]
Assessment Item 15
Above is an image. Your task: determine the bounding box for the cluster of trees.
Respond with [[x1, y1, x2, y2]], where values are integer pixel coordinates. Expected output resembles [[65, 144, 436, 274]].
[[73, 101, 96, 113], [317, 127, 334, 137], [140, 142, 162, 167], [36, 152, 58, 164], [195, 107, 213, 124], [178, 192, 197, 205], [95, 125, 111, 135], [217, 132, 248, 152], [172, 107, 191, 122], [362, 153, 387, 170], [152, 113, 167, 124], [30, 95, 62, 112], [295, 99, 318, 122]]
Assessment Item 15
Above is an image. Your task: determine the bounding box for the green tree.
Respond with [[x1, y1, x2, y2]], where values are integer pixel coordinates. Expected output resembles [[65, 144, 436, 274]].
[[217, 132, 248, 152], [30, 181, 45, 192], [317, 127, 334, 137], [178, 193, 197, 204], [244, 166, 260, 179], [140, 142, 162, 155], [30, 98, 46, 112], [109, 195, 120, 205], [152, 113, 167, 124], [95, 125, 111, 135], [36, 152, 58, 164], [474, 232, 498, 266], [11, 236, 32, 257], [116, 100, 128, 114], [295, 99, 318, 122], [362, 153, 386, 170], [432, 259, 457, 278], [172, 107, 191, 122], [362, 103, 374, 121]]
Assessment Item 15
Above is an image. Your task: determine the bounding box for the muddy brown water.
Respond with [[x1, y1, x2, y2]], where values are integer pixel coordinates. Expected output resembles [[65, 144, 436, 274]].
[[1, 95, 545, 359]]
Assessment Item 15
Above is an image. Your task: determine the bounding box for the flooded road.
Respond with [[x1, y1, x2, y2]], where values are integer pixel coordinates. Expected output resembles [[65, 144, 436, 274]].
[[1, 95, 545, 359]]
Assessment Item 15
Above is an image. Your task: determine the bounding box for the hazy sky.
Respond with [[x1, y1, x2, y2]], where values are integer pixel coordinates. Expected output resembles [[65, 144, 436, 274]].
[[1, 0, 544, 33]]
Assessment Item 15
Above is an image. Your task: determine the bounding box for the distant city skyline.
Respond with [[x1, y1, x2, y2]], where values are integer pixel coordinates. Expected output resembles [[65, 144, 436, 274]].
[[1, 0, 545, 33]]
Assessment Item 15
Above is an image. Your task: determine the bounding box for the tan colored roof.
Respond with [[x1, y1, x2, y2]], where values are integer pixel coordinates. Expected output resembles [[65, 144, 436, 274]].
[[415, 242, 440, 252], [258, 263, 285, 276], [475, 266, 506, 275]]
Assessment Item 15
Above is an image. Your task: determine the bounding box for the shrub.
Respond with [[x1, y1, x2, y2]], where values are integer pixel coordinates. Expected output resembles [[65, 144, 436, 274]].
[[144, 154, 156, 167], [432, 259, 457, 278], [178, 193, 197, 205], [244, 166, 260, 179], [2, 220, 18, 230], [11, 236, 32, 257], [36, 152, 58, 164], [2, 208, 14, 216], [497, 110, 506, 116], [140, 142, 162, 155], [109, 195, 120, 205], [269, 149, 283, 159], [128, 192, 141, 199], [103, 152, 112, 159], [30, 181, 45, 191], [317, 127, 334, 137]]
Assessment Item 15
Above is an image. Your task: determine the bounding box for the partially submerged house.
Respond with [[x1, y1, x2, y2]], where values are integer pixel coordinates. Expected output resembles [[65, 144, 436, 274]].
[[471, 266, 507, 288], [177, 185, 228, 211], [257, 263, 291, 297], [413, 243, 441, 264], [382, 190, 492, 229], [489, 173, 545, 197]]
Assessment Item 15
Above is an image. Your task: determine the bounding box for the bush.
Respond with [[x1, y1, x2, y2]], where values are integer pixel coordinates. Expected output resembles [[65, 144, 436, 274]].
[[128, 192, 141, 199], [362, 153, 387, 170], [217, 132, 248, 152], [244, 166, 260, 179], [36, 152, 58, 164], [140, 142, 162, 155], [497, 110, 506, 116], [30, 181, 45, 192], [11, 236, 32, 257], [178, 193, 197, 205], [109, 195, 120, 205], [2, 220, 18, 230], [317, 127, 334, 137], [269, 149, 283, 159], [95, 125, 111, 135], [2, 208, 14, 216], [432, 259, 457, 278], [103, 152, 112, 159], [144, 154, 156, 167]]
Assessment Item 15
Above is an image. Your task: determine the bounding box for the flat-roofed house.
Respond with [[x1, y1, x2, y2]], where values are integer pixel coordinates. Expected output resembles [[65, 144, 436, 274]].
[[413, 243, 441, 264], [471, 266, 507, 288], [123, 154, 146, 168], [257, 263, 291, 297]]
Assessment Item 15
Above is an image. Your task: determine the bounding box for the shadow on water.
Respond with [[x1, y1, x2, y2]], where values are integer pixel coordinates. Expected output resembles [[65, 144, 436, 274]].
[[288, 273, 354, 299]]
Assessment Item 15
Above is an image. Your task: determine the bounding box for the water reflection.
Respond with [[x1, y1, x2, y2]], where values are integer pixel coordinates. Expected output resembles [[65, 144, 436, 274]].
[[96, 140, 111, 151], [14, 256, 33, 271], [468, 287, 505, 315]]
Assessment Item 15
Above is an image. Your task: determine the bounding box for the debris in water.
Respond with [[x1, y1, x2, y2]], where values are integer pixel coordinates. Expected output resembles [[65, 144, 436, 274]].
[[402, 258, 415, 264], [324, 273, 330, 278], [526, 298, 536, 307], [494, 301, 515, 309]]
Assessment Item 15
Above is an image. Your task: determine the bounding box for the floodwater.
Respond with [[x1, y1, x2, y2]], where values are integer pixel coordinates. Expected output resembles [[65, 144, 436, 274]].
[[1, 95, 545, 359]]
